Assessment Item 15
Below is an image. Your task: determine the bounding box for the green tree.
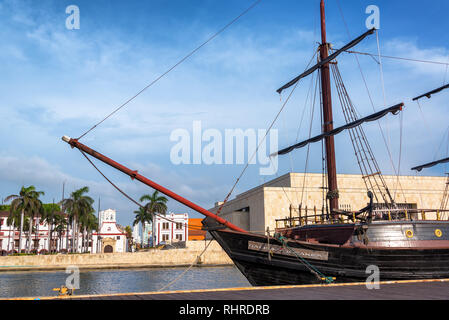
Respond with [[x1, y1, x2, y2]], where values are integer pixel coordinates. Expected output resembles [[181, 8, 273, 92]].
[[54, 214, 67, 252], [43, 204, 64, 253], [80, 212, 97, 253], [61, 187, 94, 253], [5, 186, 44, 254], [140, 191, 168, 247], [133, 207, 150, 247], [124, 225, 133, 251]]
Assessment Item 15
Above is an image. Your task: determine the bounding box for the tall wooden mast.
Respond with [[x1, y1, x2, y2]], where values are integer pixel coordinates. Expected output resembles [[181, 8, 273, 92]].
[[319, 0, 339, 213]]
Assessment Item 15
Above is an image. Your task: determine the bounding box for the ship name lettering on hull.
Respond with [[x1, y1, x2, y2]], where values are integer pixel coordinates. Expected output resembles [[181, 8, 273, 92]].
[[248, 241, 329, 261]]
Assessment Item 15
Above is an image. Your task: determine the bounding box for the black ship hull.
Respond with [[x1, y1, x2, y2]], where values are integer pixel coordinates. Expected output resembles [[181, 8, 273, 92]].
[[204, 219, 449, 286]]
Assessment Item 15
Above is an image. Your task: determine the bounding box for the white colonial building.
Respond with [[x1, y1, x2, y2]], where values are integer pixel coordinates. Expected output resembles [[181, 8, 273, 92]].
[[0, 211, 83, 254], [154, 213, 189, 246], [92, 209, 128, 253]]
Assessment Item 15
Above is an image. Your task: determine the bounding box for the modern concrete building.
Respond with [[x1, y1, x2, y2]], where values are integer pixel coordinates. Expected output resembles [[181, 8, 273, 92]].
[[209, 173, 448, 233]]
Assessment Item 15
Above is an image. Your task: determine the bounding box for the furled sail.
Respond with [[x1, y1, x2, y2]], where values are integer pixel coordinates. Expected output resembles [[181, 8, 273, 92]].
[[271, 103, 404, 157], [276, 28, 376, 95], [412, 84, 449, 101], [411, 157, 449, 172]]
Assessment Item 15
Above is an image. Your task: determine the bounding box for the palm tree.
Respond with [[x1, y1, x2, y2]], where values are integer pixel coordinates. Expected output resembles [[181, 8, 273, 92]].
[[80, 212, 97, 253], [140, 191, 168, 247], [20, 215, 31, 252], [61, 187, 94, 253], [133, 207, 151, 247], [124, 226, 133, 251], [43, 204, 61, 253], [54, 214, 67, 252], [6, 221, 14, 254], [5, 186, 44, 254], [31, 201, 45, 254], [88, 213, 98, 253]]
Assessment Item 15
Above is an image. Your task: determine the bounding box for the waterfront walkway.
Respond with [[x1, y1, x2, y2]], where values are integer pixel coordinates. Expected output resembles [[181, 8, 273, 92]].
[[14, 279, 449, 300]]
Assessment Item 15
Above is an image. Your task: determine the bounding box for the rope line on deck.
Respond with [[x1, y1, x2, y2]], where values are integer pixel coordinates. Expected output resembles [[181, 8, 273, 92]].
[[274, 233, 334, 284]]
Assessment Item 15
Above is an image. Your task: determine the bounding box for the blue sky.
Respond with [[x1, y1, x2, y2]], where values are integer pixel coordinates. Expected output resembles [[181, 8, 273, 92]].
[[1, 0, 449, 226]]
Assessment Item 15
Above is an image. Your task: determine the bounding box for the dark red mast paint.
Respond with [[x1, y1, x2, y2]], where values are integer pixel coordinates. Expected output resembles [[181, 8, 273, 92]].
[[319, 0, 339, 213], [62, 136, 247, 234]]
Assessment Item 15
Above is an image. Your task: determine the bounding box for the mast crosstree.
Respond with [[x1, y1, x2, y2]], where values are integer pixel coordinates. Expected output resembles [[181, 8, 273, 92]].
[[276, 0, 400, 213]]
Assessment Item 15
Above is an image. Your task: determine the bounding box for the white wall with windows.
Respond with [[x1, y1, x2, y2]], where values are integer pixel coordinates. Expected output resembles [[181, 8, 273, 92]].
[[0, 212, 84, 254], [154, 213, 188, 246]]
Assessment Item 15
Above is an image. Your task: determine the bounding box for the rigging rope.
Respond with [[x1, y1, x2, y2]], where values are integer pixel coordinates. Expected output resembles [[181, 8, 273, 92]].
[[76, 0, 263, 140], [274, 233, 334, 284], [319, 67, 328, 215], [266, 72, 319, 220], [300, 70, 319, 207], [331, 62, 394, 205], [215, 80, 300, 216], [335, 2, 407, 204], [393, 111, 404, 201], [268, 156, 295, 212], [157, 239, 214, 292], [293, 66, 316, 207], [292, 53, 320, 209], [78, 149, 204, 230], [215, 51, 318, 216], [342, 50, 449, 67], [444, 53, 449, 85], [433, 126, 449, 162], [375, 30, 391, 153], [79, 147, 215, 295]]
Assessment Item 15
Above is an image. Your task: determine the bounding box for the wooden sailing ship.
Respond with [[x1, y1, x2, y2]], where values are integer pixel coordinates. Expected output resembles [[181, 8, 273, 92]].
[[62, 0, 449, 286]]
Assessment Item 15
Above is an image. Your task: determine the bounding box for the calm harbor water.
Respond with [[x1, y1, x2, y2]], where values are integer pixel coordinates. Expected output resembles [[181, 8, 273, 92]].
[[0, 266, 251, 298]]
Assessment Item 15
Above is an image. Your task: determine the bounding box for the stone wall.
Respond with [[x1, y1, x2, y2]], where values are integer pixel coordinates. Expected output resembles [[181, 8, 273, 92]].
[[0, 240, 232, 271]]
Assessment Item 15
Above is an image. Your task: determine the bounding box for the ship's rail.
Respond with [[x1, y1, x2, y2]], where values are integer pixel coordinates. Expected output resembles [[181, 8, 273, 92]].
[[275, 208, 449, 229]]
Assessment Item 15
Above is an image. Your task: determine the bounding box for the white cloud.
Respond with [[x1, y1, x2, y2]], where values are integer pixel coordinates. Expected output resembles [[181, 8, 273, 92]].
[[384, 38, 449, 78], [1, 0, 449, 227]]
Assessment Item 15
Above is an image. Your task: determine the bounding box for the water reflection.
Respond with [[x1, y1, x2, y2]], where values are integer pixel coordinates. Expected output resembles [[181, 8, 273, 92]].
[[0, 266, 250, 298]]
